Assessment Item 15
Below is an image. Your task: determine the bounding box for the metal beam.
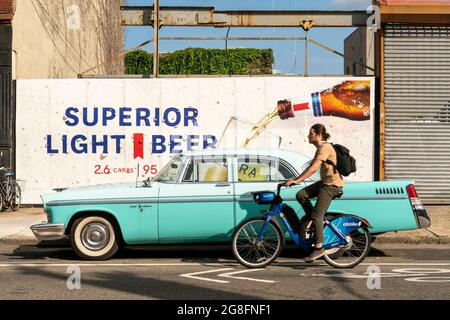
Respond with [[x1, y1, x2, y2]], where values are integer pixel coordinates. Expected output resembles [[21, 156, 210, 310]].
[[121, 6, 369, 27], [153, 0, 160, 78]]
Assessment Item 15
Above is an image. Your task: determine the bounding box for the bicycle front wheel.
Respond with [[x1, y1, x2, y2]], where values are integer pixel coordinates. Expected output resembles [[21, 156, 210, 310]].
[[232, 217, 284, 269], [9, 182, 21, 211], [323, 226, 371, 269]]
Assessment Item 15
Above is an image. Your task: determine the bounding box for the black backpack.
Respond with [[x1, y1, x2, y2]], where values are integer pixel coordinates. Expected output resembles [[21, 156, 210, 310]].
[[326, 144, 356, 177]]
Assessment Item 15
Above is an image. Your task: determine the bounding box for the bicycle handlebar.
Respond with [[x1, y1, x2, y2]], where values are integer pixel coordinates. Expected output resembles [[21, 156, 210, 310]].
[[277, 182, 287, 196], [277, 180, 306, 196]]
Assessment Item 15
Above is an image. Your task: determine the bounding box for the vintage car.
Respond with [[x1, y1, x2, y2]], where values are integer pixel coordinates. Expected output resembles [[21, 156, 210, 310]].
[[31, 148, 431, 260]]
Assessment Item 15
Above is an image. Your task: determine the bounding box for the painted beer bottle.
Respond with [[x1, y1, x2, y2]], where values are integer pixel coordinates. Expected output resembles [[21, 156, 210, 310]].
[[277, 80, 371, 121], [241, 81, 371, 147]]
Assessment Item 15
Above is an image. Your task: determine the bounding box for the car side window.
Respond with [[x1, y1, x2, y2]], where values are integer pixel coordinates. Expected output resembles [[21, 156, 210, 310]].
[[278, 162, 297, 180], [183, 157, 228, 183], [237, 157, 296, 182], [182, 159, 194, 182]]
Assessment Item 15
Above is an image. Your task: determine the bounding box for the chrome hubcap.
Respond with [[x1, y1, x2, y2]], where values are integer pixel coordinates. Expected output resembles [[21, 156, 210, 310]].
[[344, 236, 353, 251], [81, 222, 110, 251]]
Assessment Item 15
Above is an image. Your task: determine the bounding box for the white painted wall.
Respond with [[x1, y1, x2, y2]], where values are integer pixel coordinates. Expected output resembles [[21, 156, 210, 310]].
[[16, 77, 375, 203]]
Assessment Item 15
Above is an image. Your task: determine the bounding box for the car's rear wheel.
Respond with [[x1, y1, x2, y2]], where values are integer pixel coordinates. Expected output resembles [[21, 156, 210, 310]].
[[70, 216, 119, 260]]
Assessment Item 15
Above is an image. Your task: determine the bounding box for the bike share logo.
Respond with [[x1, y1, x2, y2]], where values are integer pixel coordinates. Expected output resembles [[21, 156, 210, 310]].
[[45, 106, 218, 159], [343, 222, 361, 227]]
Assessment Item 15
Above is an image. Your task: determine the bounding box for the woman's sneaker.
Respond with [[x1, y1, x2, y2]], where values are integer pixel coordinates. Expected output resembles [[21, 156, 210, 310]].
[[304, 247, 326, 263]]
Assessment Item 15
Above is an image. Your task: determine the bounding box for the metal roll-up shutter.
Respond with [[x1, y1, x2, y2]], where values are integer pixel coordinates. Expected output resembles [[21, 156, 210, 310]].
[[384, 24, 450, 204]]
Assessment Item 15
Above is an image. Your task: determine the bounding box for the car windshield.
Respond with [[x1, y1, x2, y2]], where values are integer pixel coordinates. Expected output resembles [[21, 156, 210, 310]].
[[154, 157, 183, 182]]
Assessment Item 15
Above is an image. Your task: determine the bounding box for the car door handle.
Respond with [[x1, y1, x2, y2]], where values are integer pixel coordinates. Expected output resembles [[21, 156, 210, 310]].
[[215, 183, 231, 187]]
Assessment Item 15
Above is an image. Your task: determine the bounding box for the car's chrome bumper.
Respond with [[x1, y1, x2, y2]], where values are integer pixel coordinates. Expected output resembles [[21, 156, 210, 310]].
[[415, 208, 431, 229], [30, 223, 66, 241]]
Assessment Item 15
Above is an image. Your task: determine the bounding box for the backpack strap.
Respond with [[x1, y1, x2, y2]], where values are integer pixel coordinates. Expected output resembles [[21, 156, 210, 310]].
[[325, 143, 338, 174], [325, 159, 338, 174]]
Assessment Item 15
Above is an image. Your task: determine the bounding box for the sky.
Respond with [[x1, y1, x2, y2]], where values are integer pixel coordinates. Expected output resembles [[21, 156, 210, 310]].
[[124, 0, 373, 75]]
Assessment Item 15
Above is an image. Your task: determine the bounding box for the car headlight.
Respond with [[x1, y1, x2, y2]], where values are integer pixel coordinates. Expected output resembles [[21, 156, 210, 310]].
[[44, 207, 52, 223]]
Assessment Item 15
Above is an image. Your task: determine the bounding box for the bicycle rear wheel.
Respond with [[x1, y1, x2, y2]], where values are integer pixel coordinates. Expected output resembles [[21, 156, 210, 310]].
[[232, 217, 284, 269], [9, 182, 21, 211], [323, 226, 371, 269]]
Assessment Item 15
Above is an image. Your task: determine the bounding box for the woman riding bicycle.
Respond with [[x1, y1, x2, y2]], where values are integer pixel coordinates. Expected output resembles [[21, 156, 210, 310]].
[[284, 124, 344, 262]]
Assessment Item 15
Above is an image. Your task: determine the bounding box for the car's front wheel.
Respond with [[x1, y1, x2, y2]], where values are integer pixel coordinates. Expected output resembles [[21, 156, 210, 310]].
[[70, 216, 119, 260]]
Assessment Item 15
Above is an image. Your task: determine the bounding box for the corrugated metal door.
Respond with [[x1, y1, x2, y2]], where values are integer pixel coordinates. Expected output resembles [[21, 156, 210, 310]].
[[0, 23, 13, 169], [384, 24, 450, 204]]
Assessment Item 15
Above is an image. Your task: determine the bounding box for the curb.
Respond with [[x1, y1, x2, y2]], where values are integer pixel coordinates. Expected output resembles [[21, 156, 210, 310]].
[[374, 236, 450, 245], [0, 237, 71, 246], [0, 237, 39, 245]]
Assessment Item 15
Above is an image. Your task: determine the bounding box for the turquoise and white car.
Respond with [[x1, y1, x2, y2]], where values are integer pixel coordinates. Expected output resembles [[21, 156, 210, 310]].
[[31, 148, 431, 260]]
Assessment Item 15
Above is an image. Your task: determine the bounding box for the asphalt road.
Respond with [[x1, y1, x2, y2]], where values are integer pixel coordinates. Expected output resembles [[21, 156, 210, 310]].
[[0, 242, 449, 300]]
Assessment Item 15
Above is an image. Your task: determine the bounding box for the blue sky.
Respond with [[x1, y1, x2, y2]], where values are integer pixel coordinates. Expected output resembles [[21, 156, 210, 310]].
[[124, 0, 372, 74]]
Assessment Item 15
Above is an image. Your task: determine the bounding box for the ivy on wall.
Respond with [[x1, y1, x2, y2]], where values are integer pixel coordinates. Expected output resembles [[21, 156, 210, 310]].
[[125, 48, 274, 75]]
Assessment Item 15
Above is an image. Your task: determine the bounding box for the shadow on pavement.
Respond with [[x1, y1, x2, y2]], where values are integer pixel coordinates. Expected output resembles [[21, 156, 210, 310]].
[[14, 239, 450, 263], [15, 266, 262, 300], [5, 242, 394, 262]]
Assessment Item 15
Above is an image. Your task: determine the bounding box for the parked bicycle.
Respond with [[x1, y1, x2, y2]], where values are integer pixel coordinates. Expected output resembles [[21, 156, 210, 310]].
[[0, 161, 21, 212], [232, 183, 372, 269]]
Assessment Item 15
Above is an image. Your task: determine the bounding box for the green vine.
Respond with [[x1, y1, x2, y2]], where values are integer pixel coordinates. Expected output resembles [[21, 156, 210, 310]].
[[125, 48, 274, 75]]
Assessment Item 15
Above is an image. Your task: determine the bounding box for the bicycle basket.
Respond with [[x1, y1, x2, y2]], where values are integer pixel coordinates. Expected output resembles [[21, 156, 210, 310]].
[[252, 191, 275, 205]]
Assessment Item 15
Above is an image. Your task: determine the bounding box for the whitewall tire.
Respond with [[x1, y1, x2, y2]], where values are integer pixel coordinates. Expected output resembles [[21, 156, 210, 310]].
[[70, 216, 119, 260]]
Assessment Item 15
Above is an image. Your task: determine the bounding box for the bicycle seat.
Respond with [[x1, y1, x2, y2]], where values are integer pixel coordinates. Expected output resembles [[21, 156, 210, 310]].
[[3, 172, 14, 178], [333, 191, 343, 200]]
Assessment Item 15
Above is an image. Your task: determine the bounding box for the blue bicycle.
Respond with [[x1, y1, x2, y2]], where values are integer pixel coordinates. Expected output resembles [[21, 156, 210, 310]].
[[232, 183, 372, 269]]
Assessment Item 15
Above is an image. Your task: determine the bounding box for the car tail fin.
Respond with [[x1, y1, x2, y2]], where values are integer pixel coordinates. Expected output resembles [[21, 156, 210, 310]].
[[406, 184, 418, 199]]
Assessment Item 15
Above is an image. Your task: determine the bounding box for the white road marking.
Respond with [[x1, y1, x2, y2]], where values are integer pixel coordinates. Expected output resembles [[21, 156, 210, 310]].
[[179, 268, 234, 284], [300, 267, 450, 283], [218, 269, 276, 283], [360, 263, 450, 266], [1, 261, 450, 268], [276, 262, 450, 267], [303, 272, 427, 279], [405, 277, 450, 283], [392, 268, 450, 274], [0, 263, 217, 268]]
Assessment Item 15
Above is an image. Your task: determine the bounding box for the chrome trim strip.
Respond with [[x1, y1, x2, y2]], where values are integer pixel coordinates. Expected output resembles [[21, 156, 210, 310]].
[[47, 197, 235, 206], [47, 199, 158, 207], [159, 198, 234, 203], [235, 196, 409, 202], [281, 196, 409, 201], [30, 223, 66, 241], [236, 198, 255, 202], [47, 195, 409, 207]]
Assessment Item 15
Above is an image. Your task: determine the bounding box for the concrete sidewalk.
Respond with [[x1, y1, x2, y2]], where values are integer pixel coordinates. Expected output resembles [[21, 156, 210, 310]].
[[0, 206, 449, 245], [0, 207, 47, 244]]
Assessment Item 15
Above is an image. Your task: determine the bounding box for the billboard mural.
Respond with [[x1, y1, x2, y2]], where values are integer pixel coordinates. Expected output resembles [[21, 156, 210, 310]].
[[16, 77, 375, 203]]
